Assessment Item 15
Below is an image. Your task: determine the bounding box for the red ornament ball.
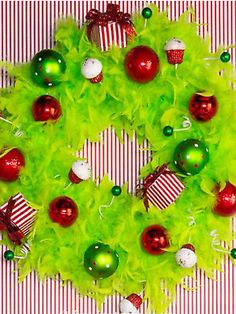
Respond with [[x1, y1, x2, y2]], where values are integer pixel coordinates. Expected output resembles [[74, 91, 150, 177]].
[[213, 182, 236, 217], [141, 224, 169, 255], [0, 148, 25, 181], [49, 196, 78, 227], [32, 95, 61, 122], [124, 45, 160, 83], [189, 92, 218, 122]]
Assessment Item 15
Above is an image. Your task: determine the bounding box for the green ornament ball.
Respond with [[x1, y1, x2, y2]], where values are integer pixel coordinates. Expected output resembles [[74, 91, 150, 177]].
[[230, 248, 236, 259], [31, 49, 66, 87], [142, 7, 152, 19], [4, 250, 14, 261], [163, 125, 174, 136], [220, 51, 230, 63], [173, 139, 209, 175], [111, 185, 122, 196], [84, 242, 119, 279]]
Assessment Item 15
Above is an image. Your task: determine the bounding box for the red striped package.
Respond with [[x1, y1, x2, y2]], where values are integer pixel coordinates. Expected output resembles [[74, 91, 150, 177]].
[[0, 193, 37, 245], [86, 3, 136, 52], [144, 165, 185, 209]]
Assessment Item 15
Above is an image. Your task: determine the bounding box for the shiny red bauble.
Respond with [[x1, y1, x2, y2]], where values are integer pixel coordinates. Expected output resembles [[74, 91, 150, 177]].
[[0, 148, 25, 181], [213, 182, 236, 216], [49, 196, 78, 227], [189, 93, 218, 122], [141, 224, 169, 255], [124, 45, 160, 83], [32, 95, 61, 121]]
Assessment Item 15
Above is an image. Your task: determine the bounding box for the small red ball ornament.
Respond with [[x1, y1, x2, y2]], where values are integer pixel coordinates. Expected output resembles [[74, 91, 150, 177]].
[[141, 224, 169, 255], [189, 92, 218, 122], [213, 182, 236, 216], [0, 148, 25, 181], [32, 95, 61, 121], [124, 45, 160, 83], [49, 196, 78, 227]]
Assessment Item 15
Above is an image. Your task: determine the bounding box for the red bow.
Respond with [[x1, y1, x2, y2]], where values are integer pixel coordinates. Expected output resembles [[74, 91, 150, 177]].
[[0, 197, 24, 245], [86, 4, 136, 39], [137, 164, 171, 211]]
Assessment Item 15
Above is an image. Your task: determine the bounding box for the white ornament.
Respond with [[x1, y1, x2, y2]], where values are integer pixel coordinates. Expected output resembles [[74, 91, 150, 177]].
[[164, 38, 186, 51], [81, 58, 102, 79], [175, 248, 197, 268], [72, 160, 91, 180], [119, 299, 138, 314]]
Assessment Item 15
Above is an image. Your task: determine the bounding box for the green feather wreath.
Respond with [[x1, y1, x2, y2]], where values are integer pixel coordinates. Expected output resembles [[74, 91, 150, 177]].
[[0, 6, 236, 314]]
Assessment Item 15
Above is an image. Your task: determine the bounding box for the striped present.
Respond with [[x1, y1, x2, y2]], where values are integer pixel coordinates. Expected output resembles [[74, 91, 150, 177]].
[[86, 4, 136, 52], [144, 165, 185, 210], [0, 193, 37, 244]]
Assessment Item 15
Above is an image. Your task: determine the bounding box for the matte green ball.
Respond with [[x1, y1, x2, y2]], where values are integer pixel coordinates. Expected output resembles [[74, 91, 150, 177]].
[[31, 49, 66, 87], [230, 248, 236, 259], [111, 185, 122, 196], [142, 7, 152, 19], [84, 242, 119, 279], [4, 250, 14, 261], [220, 51, 230, 63], [173, 139, 209, 175], [163, 125, 174, 136]]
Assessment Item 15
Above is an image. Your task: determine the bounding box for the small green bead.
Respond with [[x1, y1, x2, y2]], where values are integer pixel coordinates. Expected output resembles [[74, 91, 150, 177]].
[[4, 250, 14, 261], [163, 126, 174, 136], [111, 185, 122, 196], [142, 7, 152, 19], [220, 51, 230, 63], [230, 248, 236, 259]]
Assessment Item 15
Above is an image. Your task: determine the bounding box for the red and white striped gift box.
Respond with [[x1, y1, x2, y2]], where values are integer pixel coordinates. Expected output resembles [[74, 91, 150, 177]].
[[0, 193, 37, 237], [89, 22, 128, 51], [145, 166, 185, 209]]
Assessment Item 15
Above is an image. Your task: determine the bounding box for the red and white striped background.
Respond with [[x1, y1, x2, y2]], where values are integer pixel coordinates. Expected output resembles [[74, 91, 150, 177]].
[[0, 1, 235, 313]]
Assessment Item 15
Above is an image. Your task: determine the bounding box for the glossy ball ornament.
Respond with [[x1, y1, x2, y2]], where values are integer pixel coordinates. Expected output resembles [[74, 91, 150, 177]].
[[49, 196, 78, 227], [141, 225, 169, 255], [213, 182, 236, 216], [0, 148, 25, 181], [142, 7, 152, 19], [4, 250, 14, 261], [189, 92, 218, 122], [220, 51, 230, 63], [124, 46, 160, 83], [163, 125, 174, 136], [230, 248, 236, 259], [31, 49, 66, 87], [111, 185, 122, 196], [173, 139, 209, 176], [84, 242, 119, 279], [175, 245, 197, 268], [32, 95, 61, 122]]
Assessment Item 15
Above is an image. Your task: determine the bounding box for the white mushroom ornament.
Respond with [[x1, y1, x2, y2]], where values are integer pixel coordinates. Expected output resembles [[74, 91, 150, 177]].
[[68, 160, 91, 184], [81, 58, 103, 83], [175, 243, 197, 268]]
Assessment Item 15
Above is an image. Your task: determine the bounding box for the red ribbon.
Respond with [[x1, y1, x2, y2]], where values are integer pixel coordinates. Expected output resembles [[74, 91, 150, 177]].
[[137, 164, 171, 211], [86, 4, 136, 39], [0, 197, 24, 245]]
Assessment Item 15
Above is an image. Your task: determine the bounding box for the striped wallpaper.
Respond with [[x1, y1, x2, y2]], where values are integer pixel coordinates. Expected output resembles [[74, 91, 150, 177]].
[[0, 1, 235, 314]]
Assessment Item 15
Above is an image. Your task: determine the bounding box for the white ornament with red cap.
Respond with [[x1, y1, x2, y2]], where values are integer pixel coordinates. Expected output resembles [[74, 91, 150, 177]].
[[81, 58, 103, 83], [164, 38, 186, 65], [68, 160, 91, 184], [175, 244, 197, 268], [119, 293, 142, 314]]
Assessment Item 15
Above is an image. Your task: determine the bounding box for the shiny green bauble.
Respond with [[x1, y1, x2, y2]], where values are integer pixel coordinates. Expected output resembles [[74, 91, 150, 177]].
[[230, 248, 236, 259], [84, 242, 119, 279], [163, 125, 174, 136], [111, 185, 122, 196], [142, 7, 152, 19], [220, 51, 230, 63], [31, 49, 66, 87], [173, 139, 209, 176], [4, 250, 14, 260]]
